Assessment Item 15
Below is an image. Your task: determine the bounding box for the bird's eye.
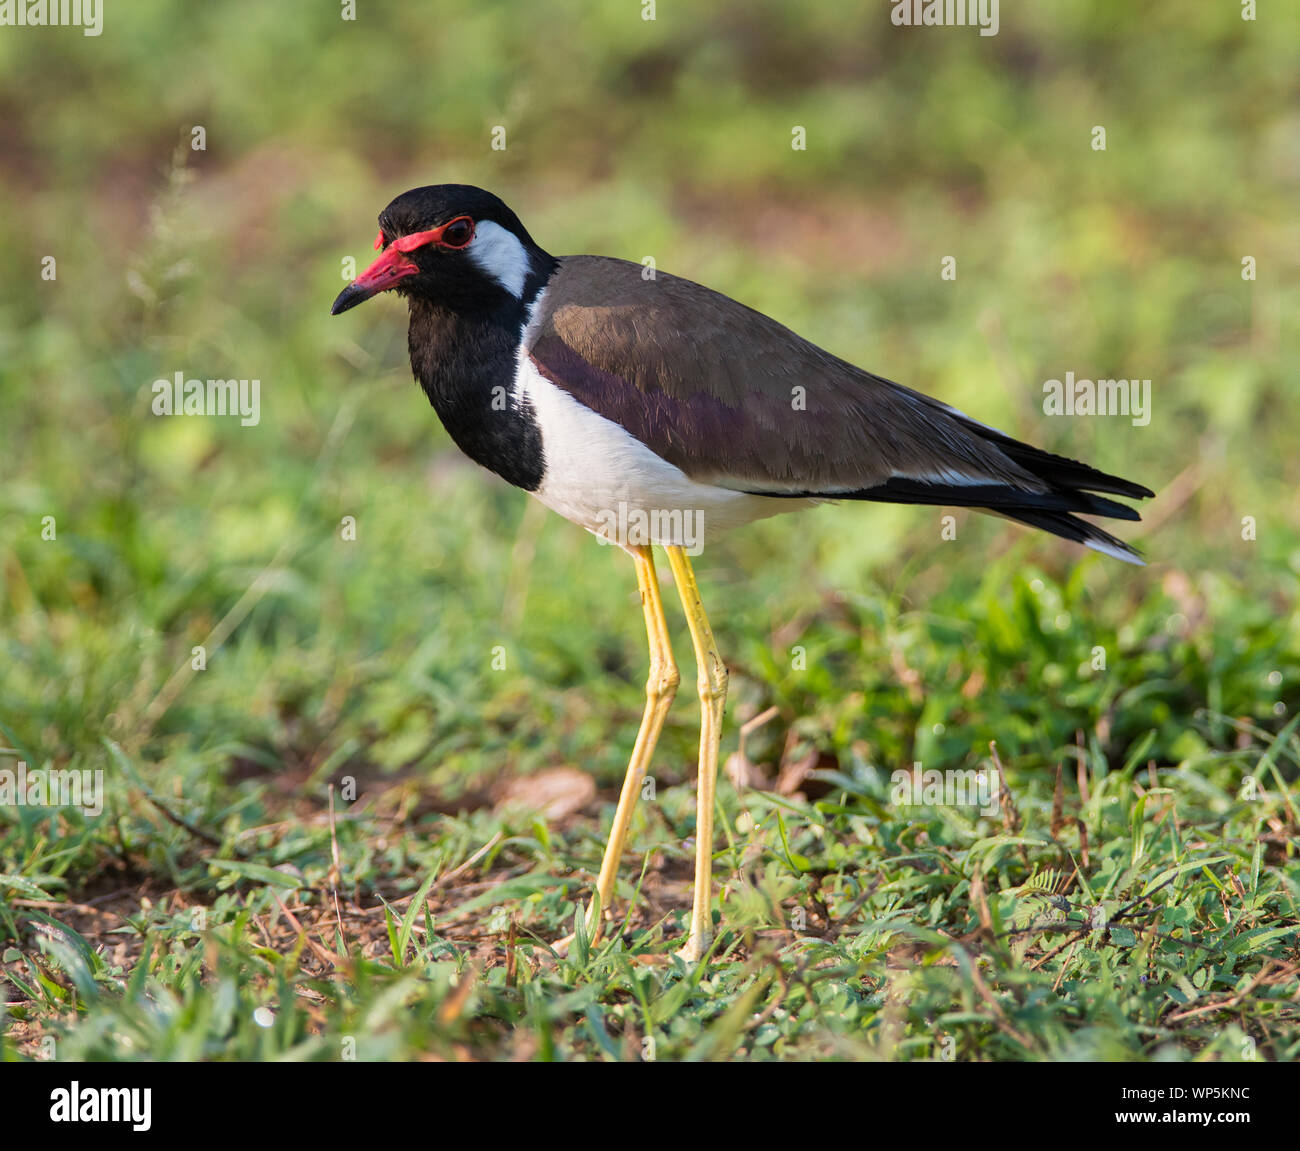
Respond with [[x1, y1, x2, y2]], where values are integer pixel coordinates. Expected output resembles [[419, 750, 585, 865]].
[[440, 216, 474, 249]]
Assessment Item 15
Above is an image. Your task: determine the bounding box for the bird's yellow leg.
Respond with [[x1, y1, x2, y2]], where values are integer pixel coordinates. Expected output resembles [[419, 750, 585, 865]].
[[664, 545, 728, 963], [583, 544, 679, 945]]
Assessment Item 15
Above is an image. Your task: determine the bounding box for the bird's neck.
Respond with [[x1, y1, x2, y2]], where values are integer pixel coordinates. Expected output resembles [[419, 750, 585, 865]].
[[406, 295, 545, 492]]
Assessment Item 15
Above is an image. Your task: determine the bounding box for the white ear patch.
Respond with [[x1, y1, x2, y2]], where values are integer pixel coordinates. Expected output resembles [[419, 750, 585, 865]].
[[468, 220, 530, 298]]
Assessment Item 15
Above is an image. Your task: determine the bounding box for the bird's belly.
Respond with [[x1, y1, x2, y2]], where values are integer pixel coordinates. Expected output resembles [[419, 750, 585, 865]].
[[518, 361, 798, 552]]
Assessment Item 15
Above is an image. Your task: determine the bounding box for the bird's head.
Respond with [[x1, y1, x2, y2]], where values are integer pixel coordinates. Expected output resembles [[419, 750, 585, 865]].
[[331, 184, 549, 316]]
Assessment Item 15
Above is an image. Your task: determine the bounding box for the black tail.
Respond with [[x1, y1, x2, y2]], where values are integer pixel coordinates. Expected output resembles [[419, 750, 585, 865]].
[[750, 420, 1155, 564], [957, 417, 1153, 564], [841, 429, 1154, 565]]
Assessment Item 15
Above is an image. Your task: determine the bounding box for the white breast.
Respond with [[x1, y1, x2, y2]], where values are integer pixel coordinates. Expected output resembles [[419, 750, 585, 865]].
[[513, 352, 796, 554]]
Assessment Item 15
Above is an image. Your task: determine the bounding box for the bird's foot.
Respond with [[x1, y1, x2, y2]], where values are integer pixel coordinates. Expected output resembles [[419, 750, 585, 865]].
[[674, 931, 712, 965]]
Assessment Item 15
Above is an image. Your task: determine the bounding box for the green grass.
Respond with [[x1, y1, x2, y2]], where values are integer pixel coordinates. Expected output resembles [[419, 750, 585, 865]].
[[3, 543, 1297, 1060], [2, 1, 1298, 1061]]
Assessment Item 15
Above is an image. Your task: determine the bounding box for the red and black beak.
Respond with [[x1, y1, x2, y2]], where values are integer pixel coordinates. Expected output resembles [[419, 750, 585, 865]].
[[331, 220, 475, 315], [331, 231, 424, 315]]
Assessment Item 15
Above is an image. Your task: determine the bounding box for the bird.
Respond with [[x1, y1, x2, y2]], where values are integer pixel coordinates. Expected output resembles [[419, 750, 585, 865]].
[[331, 183, 1153, 962]]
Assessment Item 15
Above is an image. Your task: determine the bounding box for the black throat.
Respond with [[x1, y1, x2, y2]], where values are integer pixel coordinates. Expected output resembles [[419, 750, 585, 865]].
[[405, 265, 556, 492]]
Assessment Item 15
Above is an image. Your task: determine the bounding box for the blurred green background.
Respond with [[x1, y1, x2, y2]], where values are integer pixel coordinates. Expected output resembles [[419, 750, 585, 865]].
[[1, 0, 1297, 845], [3, 0, 1300, 1066]]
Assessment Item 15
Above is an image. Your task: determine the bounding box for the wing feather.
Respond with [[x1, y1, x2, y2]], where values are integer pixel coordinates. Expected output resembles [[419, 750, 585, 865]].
[[526, 256, 1152, 557]]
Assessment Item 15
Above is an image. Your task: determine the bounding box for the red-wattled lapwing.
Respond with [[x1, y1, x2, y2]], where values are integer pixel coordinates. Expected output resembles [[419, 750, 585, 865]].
[[332, 184, 1153, 962]]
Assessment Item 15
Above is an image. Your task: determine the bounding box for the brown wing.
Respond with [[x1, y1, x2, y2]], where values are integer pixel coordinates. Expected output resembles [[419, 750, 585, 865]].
[[527, 256, 1152, 556]]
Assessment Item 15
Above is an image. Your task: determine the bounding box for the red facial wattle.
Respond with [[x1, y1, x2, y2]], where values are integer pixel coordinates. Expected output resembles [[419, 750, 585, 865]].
[[332, 218, 476, 315]]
